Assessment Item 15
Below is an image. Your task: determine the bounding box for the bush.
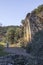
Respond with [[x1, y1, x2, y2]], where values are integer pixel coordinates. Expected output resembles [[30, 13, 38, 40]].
[[26, 30, 43, 57], [0, 44, 4, 50]]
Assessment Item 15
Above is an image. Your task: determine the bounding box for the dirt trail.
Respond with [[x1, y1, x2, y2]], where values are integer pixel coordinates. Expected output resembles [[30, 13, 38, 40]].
[[4, 47, 35, 58], [4, 47, 43, 60]]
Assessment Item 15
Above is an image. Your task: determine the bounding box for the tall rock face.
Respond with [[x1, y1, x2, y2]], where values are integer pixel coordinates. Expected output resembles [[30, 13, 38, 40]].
[[23, 13, 32, 42], [30, 12, 43, 37], [26, 5, 43, 57], [26, 5, 43, 65], [25, 5, 43, 41]]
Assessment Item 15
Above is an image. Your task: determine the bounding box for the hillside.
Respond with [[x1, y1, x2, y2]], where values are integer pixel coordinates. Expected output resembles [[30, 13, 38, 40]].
[[27, 5, 43, 37], [0, 26, 20, 42], [26, 5, 43, 65]]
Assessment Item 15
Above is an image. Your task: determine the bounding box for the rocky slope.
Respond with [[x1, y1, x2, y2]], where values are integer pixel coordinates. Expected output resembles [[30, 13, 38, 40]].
[[26, 5, 43, 65], [26, 6, 43, 38]]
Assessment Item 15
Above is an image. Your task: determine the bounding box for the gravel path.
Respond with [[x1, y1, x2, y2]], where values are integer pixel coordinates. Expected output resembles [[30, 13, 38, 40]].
[[4, 47, 34, 58], [4, 47, 43, 59], [4, 47, 27, 55]]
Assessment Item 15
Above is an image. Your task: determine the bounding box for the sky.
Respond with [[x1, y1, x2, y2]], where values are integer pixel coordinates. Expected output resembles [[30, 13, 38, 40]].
[[0, 0, 43, 26]]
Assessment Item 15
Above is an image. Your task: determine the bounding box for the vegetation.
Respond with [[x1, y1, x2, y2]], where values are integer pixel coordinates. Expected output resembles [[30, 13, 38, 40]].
[[6, 28, 16, 44], [0, 45, 8, 56], [26, 30, 43, 57], [32, 5, 43, 14], [0, 25, 23, 45], [0, 49, 8, 56]]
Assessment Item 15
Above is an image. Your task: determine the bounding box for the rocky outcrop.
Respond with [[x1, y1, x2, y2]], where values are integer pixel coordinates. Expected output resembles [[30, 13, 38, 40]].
[[26, 5, 43, 65], [27, 12, 43, 38], [24, 5, 43, 42]]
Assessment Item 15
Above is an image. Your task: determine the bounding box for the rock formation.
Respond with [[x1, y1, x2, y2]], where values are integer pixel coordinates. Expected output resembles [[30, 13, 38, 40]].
[[23, 5, 43, 43], [26, 5, 43, 65]]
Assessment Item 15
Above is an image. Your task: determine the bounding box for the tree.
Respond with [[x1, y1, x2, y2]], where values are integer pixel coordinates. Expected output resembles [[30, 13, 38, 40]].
[[6, 28, 15, 44], [32, 5, 43, 14], [21, 20, 25, 38]]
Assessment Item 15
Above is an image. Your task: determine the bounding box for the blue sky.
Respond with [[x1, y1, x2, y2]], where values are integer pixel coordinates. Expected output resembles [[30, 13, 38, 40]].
[[0, 0, 43, 26]]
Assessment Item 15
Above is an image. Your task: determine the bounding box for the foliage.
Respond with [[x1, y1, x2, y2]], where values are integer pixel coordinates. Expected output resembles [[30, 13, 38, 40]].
[[0, 42, 5, 46], [20, 40, 25, 48], [0, 45, 8, 56], [12, 55, 28, 65], [32, 5, 43, 14], [26, 30, 43, 57], [6, 28, 15, 44], [0, 25, 23, 44], [0, 44, 4, 50], [5, 26, 22, 44]]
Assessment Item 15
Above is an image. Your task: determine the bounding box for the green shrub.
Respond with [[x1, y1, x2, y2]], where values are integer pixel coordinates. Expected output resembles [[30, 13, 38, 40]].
[[0, 44, 4, 50]]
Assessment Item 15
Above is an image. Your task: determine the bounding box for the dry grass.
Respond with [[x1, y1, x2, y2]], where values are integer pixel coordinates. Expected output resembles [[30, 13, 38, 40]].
[[0, 42, 5, 46], [9, 42, 21, 47]]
